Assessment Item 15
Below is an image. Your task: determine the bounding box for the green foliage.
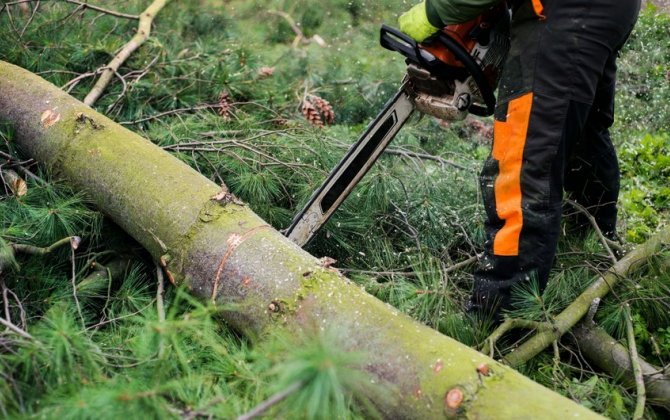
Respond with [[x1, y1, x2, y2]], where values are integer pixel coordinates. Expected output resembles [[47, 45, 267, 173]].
[[620, 133, 670, 242], [563, 376, 631, 419], [0, 236, 18, 272], [615, 6, 670, 136], [655, 326, 670, 358], [263, 328, 379, 419]]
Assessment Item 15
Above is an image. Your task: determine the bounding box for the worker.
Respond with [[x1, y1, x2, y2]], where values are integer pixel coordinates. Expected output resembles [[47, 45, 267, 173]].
[[399, 0, 640, 319]]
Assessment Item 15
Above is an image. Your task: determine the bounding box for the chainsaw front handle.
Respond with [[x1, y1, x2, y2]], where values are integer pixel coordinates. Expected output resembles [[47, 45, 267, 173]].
[[380, 25, 445, 76]]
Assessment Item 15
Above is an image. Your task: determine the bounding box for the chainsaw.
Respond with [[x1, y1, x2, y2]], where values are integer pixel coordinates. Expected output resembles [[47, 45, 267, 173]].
[[285, 5, 511, 247]]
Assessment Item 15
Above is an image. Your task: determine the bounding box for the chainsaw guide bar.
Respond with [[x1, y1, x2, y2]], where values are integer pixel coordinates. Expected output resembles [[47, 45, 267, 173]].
[[285, 8, 510, 247]]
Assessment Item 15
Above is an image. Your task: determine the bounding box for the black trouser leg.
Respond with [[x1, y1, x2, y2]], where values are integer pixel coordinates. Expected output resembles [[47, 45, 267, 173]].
[[471, 0, 640, 314], [564, 54, 620, 237]]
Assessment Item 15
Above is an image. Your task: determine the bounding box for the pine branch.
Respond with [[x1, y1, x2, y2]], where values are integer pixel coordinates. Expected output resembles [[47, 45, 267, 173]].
[[236, 380, 304, 420], [83, 0, 170, 106], [625, 304, 646, 419], [61, 0, 139, 20], [155, 262, 166, 323], [266, 10, 304, 47], [565, 199, 618, 263], [71, 240, 84, 328], [383, 147, 468, 171], [11, 235, 79, 255], [480, 318, 554, 358], [2, 0, 139, 20], [155, 261, 166, 357], [503, 225, 670, 366], [0, 315, 33, 340]]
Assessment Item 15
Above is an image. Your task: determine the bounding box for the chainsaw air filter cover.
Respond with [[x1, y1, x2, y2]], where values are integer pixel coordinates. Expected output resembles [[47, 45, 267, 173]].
[[419, 3, 511, 116]]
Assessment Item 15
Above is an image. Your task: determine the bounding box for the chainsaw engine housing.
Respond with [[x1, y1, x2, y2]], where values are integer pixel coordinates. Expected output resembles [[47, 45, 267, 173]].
[[408, 4, 511, 119]]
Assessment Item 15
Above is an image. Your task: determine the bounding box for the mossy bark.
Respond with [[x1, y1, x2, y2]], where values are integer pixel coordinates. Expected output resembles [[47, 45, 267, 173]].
[[0, 60, 600, 419]]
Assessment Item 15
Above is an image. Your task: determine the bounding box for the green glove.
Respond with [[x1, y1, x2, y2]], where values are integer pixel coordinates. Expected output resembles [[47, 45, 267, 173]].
[[398, 1, 440, 42]]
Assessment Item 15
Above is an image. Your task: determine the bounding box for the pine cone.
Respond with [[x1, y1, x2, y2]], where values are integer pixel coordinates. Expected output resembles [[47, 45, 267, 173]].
[[218, 90, 232, 120], [301, 99, 324, 128], [309, 94, 334, 124], [257, 67, 275, 77]]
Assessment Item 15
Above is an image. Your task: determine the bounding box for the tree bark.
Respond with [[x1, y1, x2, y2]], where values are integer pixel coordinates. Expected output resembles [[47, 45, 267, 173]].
[[572, 322, 670, 412], [0, 60, 599, 419]]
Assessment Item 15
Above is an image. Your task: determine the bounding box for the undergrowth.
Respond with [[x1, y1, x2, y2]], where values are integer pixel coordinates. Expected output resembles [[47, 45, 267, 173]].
[[0, 1, 669, 418]]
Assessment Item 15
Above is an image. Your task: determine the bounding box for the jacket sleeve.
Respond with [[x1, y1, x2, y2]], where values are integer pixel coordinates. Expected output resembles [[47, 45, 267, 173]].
[[425, 0, 502, 26]]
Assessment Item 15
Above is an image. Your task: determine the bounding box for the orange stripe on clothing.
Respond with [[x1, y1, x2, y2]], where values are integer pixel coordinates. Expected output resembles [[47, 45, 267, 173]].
[[491, 93, 534, 256], [532, 0, 546, 19]]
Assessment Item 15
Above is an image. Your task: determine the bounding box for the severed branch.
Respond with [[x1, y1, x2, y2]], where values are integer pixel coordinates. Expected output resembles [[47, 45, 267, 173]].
[[584, 297, 601, 324], [236, 380, 304, 420], [83, 0, 170, 106], [503, 225, 670, 367], [564, 199, 619, 264], [61, 0, 139, 20], [0, 150, 45, 186], [572, 321, 670, 413], [154, 261, 166, 357], [120, 103, 222, 124], [0, 282, 32, 340], [70, 237, 84, 327], [625, 304, 646, 419], [266, 10, 304, 48], [444, 254, 480, 274], [11, 235, 80, 256], [18, 0, 39, 38], [155, 262, 166, 323], [1, 0, 138, 20], [1, 235, 82, 298], [266, 10, 326, 48], [0, 314, 33, 340], [480, 318, 554, 358], [330, 142, 469, 171], [383, 147, 468, 171]]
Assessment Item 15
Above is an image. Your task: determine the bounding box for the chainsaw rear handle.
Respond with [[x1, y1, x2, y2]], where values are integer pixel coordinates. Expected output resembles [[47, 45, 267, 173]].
[[379, 24, 496, 116]]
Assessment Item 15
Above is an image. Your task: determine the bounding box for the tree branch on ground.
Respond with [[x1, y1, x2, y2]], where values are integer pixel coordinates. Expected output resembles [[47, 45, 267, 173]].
[[83, 0, 170, 106], [236, 380, 304, 420], [572, 321, 670, 413], [625, 303, 647, 419], [481, 318, 555, 358], [502, 225, 670, 366], [565, 198, 619, 263], [1, 0, 139, 20]]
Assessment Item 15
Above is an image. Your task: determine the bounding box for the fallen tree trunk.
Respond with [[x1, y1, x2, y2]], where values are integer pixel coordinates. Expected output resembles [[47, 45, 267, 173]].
[[0, 60, 598, 419], [572, 322, 670, 412]]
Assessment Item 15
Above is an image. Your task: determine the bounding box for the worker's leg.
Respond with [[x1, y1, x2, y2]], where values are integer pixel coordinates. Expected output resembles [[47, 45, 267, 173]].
[[564, 50, 621, 238], [471, 0, 640, 315]]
